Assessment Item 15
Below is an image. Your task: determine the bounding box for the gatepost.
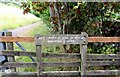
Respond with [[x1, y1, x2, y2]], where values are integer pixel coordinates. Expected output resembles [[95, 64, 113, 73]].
[[0, 31, 8, 72]]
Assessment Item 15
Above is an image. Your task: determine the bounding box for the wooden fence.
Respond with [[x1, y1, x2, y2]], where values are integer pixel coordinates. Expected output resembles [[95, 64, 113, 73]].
[[0, 32, 120, 77]]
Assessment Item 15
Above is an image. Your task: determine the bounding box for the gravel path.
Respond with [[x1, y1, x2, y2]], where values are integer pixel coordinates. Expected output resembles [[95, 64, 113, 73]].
[[9, 21, 43, 36]]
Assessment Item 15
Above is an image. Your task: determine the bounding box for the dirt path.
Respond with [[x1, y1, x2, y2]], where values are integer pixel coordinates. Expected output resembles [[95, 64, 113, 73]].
[[9, 21, 43, 36]]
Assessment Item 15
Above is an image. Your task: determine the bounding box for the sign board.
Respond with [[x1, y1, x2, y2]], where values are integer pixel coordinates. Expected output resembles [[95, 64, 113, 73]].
[[36, 34, 87, 45]]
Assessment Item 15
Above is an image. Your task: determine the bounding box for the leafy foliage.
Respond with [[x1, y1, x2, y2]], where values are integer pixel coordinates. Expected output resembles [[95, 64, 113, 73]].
[[21, 2, 120, 35], [21, 2, 120, 54]]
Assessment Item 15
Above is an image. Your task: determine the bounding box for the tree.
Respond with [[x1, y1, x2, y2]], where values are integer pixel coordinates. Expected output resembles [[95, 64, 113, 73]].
[[21, 2, 120, 35], [21, 2, 120, 53]]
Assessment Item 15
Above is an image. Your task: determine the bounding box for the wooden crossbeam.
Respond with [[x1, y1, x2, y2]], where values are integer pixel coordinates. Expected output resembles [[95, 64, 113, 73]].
[[88, 37, 120, 42], [87, 70, 120, 75], [1, 62, 80, 67], [87, 61, 120, 66], [0, 36, 120, 42], [0, 51, 80, 59], [0, 36, 34, 42], [2, 71, 80, 76]]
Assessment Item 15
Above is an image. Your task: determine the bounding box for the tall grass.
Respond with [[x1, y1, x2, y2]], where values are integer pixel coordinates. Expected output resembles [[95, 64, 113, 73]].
[[14, 24, 52, 72], [0, 3, 40, 31]]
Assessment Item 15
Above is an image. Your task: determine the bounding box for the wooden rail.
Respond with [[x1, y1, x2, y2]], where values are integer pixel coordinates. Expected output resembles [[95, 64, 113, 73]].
[[0, 50, 80, 58], [1, 51, 120, 59], [88, 37, 120, 42], [0, 36, 34, 42], [2, 70, 120, 76], [0, 36, 120, 42], [87, 70, 120, 75], [2, 71, 80, 76], [2, 62, 80, 68]]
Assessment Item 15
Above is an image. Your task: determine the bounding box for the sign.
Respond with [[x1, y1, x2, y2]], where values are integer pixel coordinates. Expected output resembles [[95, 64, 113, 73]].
[[36, 34, 87, 45]]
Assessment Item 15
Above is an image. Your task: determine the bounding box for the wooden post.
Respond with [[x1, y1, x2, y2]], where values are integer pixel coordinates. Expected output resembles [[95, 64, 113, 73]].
[[36, 40, 42, 77], [80, 32, 88, 77], [5, 32, 16, 72]]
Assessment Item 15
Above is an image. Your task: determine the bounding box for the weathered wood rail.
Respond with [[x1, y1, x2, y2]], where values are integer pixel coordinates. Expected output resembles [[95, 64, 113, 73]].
[[0, 36, 120, 42], [0, 32, 120, 77]]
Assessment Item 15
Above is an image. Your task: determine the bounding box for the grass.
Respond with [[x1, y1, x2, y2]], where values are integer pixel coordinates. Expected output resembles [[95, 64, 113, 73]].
[[15, 23, 51, 50], [27, 24, 51, 36], [14, 24, 52, 72], [0, 3, 51, 72], [0, 3, 40, 31]]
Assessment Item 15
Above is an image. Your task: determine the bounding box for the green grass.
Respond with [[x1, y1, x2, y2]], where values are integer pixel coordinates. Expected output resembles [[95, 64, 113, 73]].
[[14, 24, 50, 50], [0, 3, 40, 31], [14, 24, 52, 72], [0, 3, 51, 72], [27, 24, 51, 36]]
